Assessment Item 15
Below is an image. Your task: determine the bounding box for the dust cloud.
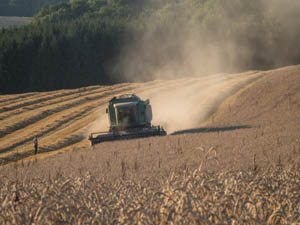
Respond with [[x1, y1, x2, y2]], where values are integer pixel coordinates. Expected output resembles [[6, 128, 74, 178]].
[[85, 110, 109, 136], [114, 0, 300, 81], [89, 0, 300, 134], [111, 11, 239, 133], [108, 0, 299, 133], [137, 73, 258, 133], [136, 78, 215, 133], [85, 72, 259, 135]]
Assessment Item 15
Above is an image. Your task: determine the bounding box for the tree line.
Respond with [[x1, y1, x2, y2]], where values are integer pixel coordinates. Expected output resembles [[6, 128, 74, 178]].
[[1, 0, 300, 94]]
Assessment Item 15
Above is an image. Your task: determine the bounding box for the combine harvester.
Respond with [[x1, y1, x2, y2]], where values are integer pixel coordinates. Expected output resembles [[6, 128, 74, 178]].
[[89, 94, 167, 146]]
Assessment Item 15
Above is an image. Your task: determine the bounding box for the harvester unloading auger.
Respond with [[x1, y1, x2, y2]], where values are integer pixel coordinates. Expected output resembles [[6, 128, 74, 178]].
[[89, 94, 167, 146]]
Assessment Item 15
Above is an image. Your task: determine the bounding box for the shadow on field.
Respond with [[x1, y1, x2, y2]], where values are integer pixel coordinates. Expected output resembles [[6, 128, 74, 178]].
[[171, 125, 251, 135]]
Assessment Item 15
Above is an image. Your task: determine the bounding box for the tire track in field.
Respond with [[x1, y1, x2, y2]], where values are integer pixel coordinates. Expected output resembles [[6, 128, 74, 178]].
[[0, 87, 93, 107], [0, 91, 52, 108], [0, 86, 111, 121], [0, 92, 38, 105], [0, 84, 137, 149], [0, 84, 136, 139], [0, 86, 104, 115]]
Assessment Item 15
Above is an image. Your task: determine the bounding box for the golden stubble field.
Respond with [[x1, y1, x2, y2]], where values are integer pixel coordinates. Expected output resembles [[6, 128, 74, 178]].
[[1, 66, 300, 224], [0, 71, 260, 165]]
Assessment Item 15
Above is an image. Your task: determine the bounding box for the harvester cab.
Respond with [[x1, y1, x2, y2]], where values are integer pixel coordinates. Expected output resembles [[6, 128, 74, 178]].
[[89, 94, 166, 146]]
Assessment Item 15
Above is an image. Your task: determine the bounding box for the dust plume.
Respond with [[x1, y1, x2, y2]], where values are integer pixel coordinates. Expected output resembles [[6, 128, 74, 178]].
[[108, 0, 300, 132], [136, 77, 222, 133], [136, 72, 259, 133], [114, 0, 300, 81], [89, 0, 300, 134], [84, 111, 109, 137]]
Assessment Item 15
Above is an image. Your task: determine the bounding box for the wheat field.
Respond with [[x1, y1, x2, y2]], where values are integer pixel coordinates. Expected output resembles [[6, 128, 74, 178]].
[[0, 71, 260, 165], [2, 68, 299, 224], [0, 156, 299, 224]]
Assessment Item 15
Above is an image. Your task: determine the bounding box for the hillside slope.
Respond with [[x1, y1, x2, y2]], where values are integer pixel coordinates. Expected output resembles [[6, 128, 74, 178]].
[[0, 66, 299, 224], [201, 65, 300, 169], [23, 65, 300, 174], [0, 71, 260, 165], [1, 65, 299, 174], [76, 65, 300, 175]]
